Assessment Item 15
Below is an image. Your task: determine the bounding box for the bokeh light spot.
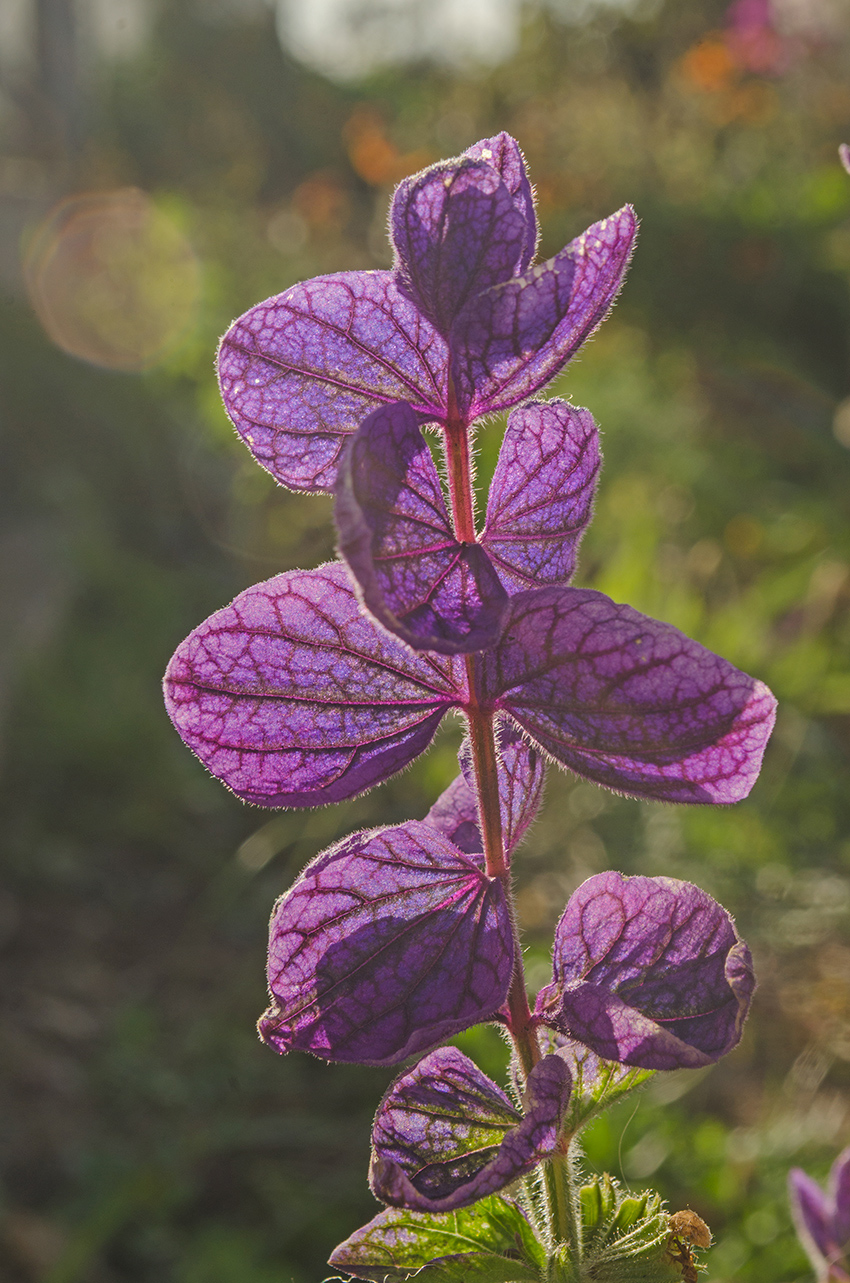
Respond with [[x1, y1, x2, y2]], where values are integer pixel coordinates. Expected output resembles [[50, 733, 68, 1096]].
[[724, 514, 764, 557], [23, 188, 201, 372], [833, 396, 850, 447], [678, 36, 736, 92]]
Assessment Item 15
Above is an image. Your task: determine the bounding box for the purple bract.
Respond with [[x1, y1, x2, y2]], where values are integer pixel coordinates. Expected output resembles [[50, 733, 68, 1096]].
[[370, 1047, 570, 1211], [482, 399, 600, 593], [256, 723, 543, 1066], [217, 133, 636, 493], [426, 719, 545, 860], [164, 564, 775, 808], [168, 134, 776, 812], [450, 204, 636, 421], [487, 588, 776, 805], [164, 562, 462, 808], [535, 871, 755, 1070], [789, 1149, 850, 1282], [335, 397, 601, 652], [258, 820, 513, 1065], [165, 134, 775, 1179], [391, 157, 530, 335], [336, 400, 507, 653]]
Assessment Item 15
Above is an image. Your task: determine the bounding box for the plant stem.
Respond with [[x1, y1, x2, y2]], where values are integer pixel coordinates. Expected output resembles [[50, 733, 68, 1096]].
[[444, 391, 541, 1066], [445, 395, 572, 1252], [466, 677, 568, 1248], [445, 403, 554, 1205], [444, 380, 477, 544], [444, 412, 540, 1072], [465, 689, 540, 1082], [545, 1151, 573, 1251], [464, 699, 508, 879]]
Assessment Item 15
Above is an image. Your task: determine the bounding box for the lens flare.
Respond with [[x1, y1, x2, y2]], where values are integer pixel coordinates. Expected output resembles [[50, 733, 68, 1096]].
[[23, 188, 200, 371]]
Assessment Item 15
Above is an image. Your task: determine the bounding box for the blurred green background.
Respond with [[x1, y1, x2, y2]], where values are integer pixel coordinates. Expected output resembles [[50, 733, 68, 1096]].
[[2, 1, 850, 1279]]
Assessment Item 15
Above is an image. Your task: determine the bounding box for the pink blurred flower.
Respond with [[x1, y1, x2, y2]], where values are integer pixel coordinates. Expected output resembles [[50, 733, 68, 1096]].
[[725, 0, 794, 76]]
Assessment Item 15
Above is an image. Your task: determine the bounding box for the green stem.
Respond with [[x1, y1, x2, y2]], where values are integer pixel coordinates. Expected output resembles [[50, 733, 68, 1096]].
[[544, 1151, 573, 1252]]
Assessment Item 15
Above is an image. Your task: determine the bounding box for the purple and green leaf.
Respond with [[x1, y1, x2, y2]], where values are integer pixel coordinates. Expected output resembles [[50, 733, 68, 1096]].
[[328, 1194, 545, 1283], [535, 871, 755, 1070], [371, 1046, 522, 1196], [258, 821, 514, 1065], [535, 1031, 653, 1136], [370, 1047, 570, 1210]]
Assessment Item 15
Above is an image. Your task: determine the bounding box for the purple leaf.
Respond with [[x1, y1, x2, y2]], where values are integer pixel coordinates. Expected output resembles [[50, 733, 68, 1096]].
[[457, 719, 546, 859], [217, 272, 448, 492], [391, 158, 528, 334], [451, 206, 638, 419], [535, 872, 755, 1070], [789, 1149, 850, 1282], [425, 720, 545, 859], [374, 1045, 521, 1155], [424, 774, 482, 855], [258, 821, 514, 1065], [484, 586, 777, 804], [336, 401, 507, 653], [482, 400, 600, 592], [370, 1047, 570, 1210], [790, 1169, 841, 1280], [463, 133, 538, 272], [835, 1152, 850, 1258], [163, 563, 464, 807]]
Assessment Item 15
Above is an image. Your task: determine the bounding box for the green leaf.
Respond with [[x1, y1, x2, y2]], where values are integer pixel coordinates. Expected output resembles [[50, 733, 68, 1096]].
[[552, 1040, 653, 1137], [579, 1174, 617, 1247], [410, 1255, 543, 1283], [580, 1218, 685, 1283], [328, 1196, 544, 1283], [609, 1193, 654, 1234], [573, 1175, 697, 1283]]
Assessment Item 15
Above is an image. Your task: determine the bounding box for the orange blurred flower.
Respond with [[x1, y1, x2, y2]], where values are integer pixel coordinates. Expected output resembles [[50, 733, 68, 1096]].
[[679, 36, 736, 93], [343, 108, 430, 187]]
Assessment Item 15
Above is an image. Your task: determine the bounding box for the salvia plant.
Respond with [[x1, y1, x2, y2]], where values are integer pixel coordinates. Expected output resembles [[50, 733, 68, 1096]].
[[163, 134, 778, 1281]]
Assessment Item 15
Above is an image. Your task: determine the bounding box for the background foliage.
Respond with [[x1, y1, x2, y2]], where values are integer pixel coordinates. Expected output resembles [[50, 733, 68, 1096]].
[[2, 1, 850, 1279]]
